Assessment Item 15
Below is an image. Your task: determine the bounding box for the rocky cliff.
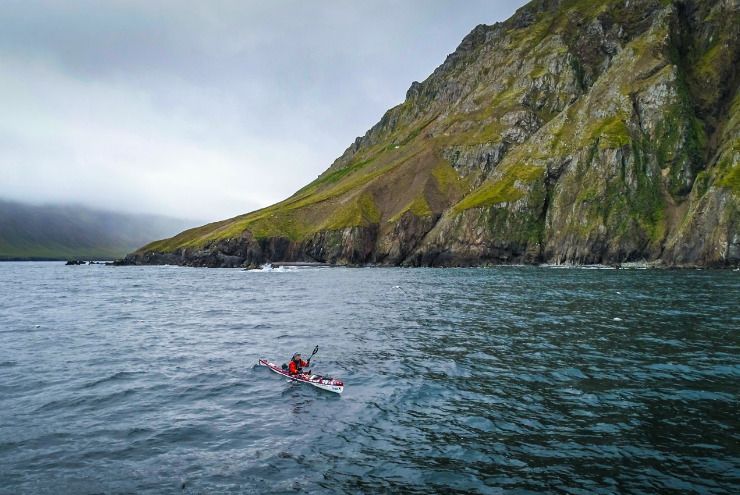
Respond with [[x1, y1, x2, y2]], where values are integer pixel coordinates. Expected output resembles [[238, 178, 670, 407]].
[[126, 0, 739, 268]]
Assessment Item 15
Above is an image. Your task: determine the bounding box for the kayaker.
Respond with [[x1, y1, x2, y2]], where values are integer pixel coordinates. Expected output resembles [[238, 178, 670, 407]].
[[288, 353, 310, 375]]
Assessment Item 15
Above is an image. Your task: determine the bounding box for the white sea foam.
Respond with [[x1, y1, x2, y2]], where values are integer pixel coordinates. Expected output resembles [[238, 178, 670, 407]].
[[247, 263, 298, 273], [541, 263, 616, 270]]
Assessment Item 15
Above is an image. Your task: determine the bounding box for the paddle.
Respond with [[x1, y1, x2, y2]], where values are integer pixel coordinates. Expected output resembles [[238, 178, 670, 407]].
[[302, 345, 319, 377], [307, 345, 319, 365]]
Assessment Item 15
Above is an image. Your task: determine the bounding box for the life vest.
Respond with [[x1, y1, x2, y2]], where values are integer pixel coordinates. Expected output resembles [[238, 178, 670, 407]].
[[288, 359, 308, 375]]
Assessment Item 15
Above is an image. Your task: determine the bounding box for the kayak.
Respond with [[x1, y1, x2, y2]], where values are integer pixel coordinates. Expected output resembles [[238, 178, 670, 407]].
[[258, 359, 344, 394]]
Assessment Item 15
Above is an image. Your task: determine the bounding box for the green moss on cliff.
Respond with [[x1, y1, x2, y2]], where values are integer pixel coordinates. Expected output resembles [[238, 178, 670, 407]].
[[695, 42, 724, 82], [585, 115, 632, 149], [690, 34, 735, 112], [716, 155, 740, 194], [388, 196, 433, 223], [243, 211, 307, 241], [321, 194, 381, 231], [399, 117, 437, 146], [432, 161, 464, 194], [453, 177, 523, 211], [453, 164, 542, 211], [713, 92, 740, 194], [442, 86, 525, 146], [291, 151, 422, 211], [312, 157, 376, 188]]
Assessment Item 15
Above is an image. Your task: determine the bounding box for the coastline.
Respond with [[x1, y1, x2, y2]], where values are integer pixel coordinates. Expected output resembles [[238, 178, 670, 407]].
[[113, 254, 740, 270]]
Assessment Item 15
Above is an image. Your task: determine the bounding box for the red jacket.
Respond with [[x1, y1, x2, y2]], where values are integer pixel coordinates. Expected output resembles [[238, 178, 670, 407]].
[[288, 359, 309, 375]]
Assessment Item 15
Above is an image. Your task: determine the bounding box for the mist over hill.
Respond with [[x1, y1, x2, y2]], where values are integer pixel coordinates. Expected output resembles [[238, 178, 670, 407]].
[[0, 199, 197, 260]]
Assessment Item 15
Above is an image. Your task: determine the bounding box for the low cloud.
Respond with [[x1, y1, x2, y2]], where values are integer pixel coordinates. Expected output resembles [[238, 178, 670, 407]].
[[0, 0, 525, 221]]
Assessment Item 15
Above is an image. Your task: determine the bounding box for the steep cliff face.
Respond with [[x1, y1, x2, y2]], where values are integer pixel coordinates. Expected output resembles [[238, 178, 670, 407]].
[[127, 0, 739, 268]]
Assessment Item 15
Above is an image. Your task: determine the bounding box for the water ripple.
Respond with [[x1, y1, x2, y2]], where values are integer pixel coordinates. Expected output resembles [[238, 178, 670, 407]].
[[0, 263, 738, 494]]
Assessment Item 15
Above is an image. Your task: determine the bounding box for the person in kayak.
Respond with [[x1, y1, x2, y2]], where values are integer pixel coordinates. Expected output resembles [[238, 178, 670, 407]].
[[288, 353, 310, 375]]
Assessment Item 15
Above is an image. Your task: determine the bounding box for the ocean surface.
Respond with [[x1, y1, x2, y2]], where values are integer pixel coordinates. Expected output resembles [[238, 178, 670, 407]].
[[1, 262, 738, 494]]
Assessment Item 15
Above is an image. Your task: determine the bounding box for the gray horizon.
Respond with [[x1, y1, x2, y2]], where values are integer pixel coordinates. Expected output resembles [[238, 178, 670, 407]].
[[0, 1, 527, 223]]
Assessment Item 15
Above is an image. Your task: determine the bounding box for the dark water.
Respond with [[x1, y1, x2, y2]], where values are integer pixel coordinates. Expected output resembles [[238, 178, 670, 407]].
[[1, 262, 738, 494]]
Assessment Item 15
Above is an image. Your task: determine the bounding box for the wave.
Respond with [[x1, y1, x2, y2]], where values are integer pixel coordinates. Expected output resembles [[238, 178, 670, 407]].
[[246, 263, 299, 273], [80, 370, 146, 389], [540, 263, 617, 270]]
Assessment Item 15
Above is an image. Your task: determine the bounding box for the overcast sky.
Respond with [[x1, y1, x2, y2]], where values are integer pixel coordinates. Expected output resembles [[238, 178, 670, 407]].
[[0, 1, 527, 222]]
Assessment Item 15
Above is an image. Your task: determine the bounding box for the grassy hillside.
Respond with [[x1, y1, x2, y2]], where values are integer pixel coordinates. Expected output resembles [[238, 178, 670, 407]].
[[130, 0, 739, 267]]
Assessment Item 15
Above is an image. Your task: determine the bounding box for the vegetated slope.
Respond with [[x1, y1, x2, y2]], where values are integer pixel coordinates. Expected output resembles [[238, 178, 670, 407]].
[[0, 199, 197, 260], [129, 0, 739, 268]]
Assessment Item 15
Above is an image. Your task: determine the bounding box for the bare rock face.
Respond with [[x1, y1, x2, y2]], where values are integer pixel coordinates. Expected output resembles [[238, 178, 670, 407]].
[[125, 0, 739, 268]]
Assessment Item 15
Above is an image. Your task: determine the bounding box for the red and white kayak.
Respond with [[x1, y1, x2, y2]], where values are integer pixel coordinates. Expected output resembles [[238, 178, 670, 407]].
[[258, 359, 344, 394]]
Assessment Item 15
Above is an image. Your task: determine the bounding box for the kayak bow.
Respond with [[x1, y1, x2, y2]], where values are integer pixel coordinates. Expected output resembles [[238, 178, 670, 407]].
[[258, 359, 344, 394]]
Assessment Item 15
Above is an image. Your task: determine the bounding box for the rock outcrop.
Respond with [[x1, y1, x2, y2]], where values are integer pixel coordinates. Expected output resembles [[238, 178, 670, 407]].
[[125, 0, 739, 268]]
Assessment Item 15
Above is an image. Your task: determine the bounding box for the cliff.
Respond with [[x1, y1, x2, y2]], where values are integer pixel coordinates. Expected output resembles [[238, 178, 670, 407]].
[[126, 0, 739, 268]]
